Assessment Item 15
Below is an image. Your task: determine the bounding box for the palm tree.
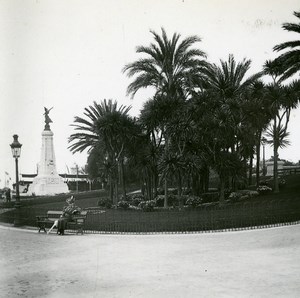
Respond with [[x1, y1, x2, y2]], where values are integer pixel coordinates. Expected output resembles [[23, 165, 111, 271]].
[[203, 54, 262, 203], [264, 59, 300, 192], [273, 11, 300, 81], [69, 99, 138, 202], [123, 27, 208, 99], [241, 80, 273, 186], [263, 81, 300, 192], [123, 28, 208, 206]]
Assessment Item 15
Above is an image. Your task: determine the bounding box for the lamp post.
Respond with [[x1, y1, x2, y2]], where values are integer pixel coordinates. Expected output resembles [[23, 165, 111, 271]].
[[10, 134, 22, 226], [261, 137, 267, 176]]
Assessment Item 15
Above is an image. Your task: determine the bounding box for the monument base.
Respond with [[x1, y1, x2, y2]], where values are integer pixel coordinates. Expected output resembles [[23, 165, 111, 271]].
[[28, 174, 69, 196]]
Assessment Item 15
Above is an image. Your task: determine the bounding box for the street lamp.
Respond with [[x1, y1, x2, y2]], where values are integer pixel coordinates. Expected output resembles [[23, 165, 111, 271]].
[[10, 135, 22, 225], [261, 137, 267, 176]]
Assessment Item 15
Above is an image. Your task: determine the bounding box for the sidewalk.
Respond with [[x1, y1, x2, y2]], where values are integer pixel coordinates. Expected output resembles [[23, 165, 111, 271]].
[[0, 224, 300, 298]]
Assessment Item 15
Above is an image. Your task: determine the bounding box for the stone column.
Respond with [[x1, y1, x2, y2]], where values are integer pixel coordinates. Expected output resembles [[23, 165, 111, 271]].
[[28, 129, 69, 196]]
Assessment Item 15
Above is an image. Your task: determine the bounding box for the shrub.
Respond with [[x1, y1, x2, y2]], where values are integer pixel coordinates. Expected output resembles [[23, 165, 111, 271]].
[[155, 194, 178, 207], [248, 190, 259, 198], [97, 198, 112, 208], [185, 196, 203, 208], [257, 185, 272, 195], [229, 190, 259, 202], [224, 189, 232, 200], [155, 195, 165, 207], [279, 178, 286, 189], [201, 192, 219, 203], [167, 194, 178, 206], [154, 194, 187, 207], [116, 200, 130, 210], [228, 192, 242, 203], [138, 200, 156, 212], [128, 193, 145, 206]]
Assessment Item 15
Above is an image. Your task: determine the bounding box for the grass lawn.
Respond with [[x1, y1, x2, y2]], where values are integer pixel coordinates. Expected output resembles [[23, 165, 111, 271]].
[[0, 175, 299, 232]]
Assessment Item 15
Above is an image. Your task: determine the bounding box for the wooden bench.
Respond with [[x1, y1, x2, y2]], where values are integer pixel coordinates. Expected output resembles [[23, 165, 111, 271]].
[[36, 210, 88, 234]]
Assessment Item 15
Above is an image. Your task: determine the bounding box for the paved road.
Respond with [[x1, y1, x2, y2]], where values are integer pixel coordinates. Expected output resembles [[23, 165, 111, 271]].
[[0, 224, 300, 298]]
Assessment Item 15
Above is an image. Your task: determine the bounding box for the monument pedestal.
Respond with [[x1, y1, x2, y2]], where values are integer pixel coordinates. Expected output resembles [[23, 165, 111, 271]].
[[29, 129, 69, 196]]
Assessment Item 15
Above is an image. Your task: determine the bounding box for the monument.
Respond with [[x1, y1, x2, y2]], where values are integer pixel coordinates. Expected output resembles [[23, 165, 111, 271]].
[[28, 107, 69, 196]]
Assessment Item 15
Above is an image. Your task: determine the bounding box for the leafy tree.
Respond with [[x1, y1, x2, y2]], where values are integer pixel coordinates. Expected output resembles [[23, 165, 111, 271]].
[[69, 99, 139, 202], [203, 54, 262, 202], [263, 61, 300, 192], [241, 81, 273, 186], [273, 11, 300, 81], [123, 27, 208, 206]]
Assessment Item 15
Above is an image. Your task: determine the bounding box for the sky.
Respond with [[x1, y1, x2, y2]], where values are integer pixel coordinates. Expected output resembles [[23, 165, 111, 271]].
[[1, 0, 300, 187]]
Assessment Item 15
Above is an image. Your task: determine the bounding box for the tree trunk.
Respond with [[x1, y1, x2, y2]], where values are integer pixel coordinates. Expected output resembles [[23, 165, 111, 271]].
[[164, 177, 168, 208], [273, 118, 279, 193], [219, 176, 225, 206], [147, 170, 152, 200], [255, 132, 262, 187], [273, 142, 279, 193], [141, 176, 145, 197], [109, 174, 114, 203], [178, 171, 183, 209], [153, 168, 158, 199], [164, 134, 169, 208], [120, 159, 126, 200], [248, 156, 253, 186]]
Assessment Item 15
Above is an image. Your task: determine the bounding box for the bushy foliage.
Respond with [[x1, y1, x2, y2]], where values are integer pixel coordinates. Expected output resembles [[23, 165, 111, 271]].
[[116, 200, 130, 209], [279, 178, 286, 189], [229, 190, 259, 202], [138, 200, 156, 212], [128, 193, 145, 206], [97, 197, 112, 208], [201, 192, 219, 203], [257, 185, 273, 195], [155, 194, 181, 207], [185, 196, 203, 207], [228, 192, 243, 203]]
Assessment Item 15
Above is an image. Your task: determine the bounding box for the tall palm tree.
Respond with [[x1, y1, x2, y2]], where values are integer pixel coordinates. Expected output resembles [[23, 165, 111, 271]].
[[69, 99, 137, 202], [264, 59, 300, 192], [123, 28, 208, 206], [273, 11, 300, 81], [123, 27, 208, 99], [241, 80, 273, 186], [203, 54, 262, 203]]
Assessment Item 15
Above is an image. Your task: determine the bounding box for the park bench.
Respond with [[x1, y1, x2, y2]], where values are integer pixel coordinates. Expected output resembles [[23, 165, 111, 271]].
[[36, 210, 88, 234]]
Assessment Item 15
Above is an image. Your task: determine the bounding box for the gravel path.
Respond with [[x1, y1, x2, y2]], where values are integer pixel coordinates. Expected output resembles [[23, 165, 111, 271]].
[[0, 224, 299, 298]]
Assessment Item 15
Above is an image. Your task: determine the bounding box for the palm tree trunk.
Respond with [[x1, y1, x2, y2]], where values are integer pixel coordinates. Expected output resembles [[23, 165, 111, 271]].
[[248, 156, 253, 186], [164, 178, 168, 208], [273, 118, 279, 193], [153, 167, 158, 199], [255, 132, 261, 187], [147, 170, 152, 200], [109, 173, 114, 203], [120, 159, 126, 200], [219, 177, 225, 206], [164, 134, 169, 208], [178, 171, 183, 209], [273, 142, 279, 193]]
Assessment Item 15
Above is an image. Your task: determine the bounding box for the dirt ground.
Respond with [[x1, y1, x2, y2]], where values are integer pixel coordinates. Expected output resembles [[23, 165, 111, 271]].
[[0, 224, 299, 298]]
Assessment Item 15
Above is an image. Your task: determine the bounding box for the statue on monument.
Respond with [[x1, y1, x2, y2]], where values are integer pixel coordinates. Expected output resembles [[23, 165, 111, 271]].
[[28, 105, 69, 195], [44, 107, 53, 130]]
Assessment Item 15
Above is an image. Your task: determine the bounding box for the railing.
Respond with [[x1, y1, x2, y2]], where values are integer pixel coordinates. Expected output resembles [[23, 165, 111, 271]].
[[278, 167, 300, 176], [1, 198, 299, 233]]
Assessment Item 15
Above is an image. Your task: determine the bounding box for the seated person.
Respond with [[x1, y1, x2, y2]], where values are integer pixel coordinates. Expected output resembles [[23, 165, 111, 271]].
[[57, 196, 81, 235]]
